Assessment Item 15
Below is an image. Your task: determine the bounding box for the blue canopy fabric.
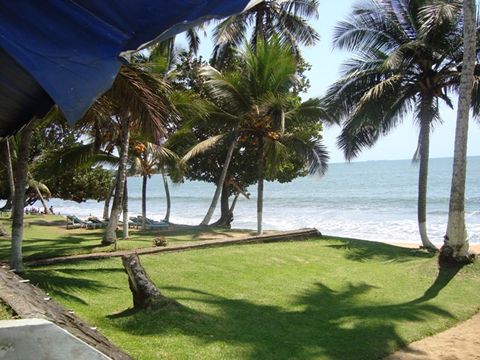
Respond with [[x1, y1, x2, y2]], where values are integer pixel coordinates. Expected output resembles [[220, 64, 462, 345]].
[[0, 0, 255, 136]]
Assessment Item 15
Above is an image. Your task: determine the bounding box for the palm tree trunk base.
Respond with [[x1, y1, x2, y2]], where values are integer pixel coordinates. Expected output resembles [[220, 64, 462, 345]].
[[122, 253, 178, 310], [418, 222, 437, 252], [439, 244, 475, 265], [101, 236, 117, 246], [211, 215, 233, 229]]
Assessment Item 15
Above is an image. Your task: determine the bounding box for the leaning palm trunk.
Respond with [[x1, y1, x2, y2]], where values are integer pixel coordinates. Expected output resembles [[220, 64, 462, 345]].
[[230, 193, 239, 214], [200, 134, 238, 226], [142, 174, 148, 230], [417, 105, 437, 251], [33, 182, 52, 215], [442, 0, 476, 262], [103, 178, 116, 220], [103, 118, 130, 245], [122, 178, 129, 239], [212, 184, 232, 227], [257, 137, 265, 235], [10, 121, 34, 272], [161, 169, 171, 222], [3, 140, 15, 211]]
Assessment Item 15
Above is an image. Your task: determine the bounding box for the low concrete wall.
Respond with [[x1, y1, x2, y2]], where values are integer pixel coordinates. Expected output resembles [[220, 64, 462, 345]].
[[0, 318, 111, 360]]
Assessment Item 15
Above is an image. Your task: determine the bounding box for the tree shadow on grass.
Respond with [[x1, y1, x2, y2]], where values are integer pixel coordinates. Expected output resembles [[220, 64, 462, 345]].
[[25, 268, 121, 305], [324, 237, 434, 263], [106, 281, 453, 360], [408, 263, 464, 305], [0, 232, 110, 262]]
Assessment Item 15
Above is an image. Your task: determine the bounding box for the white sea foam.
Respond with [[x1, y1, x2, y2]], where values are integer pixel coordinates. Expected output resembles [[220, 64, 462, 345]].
[[45, 157, 479, 245]]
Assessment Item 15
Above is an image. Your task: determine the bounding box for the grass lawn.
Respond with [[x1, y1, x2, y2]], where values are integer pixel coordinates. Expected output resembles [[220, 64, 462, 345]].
[[0, 215, 254, 262], [24, 237, 480, 360]]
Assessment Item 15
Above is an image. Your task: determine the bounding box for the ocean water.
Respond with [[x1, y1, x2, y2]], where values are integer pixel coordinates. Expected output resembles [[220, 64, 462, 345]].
[[48, 157, 480, 245]]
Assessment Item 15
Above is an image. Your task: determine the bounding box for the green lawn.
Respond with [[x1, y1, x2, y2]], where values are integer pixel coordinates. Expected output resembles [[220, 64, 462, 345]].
[[0, 215, 254, 261], [24, 238, 480, 360]]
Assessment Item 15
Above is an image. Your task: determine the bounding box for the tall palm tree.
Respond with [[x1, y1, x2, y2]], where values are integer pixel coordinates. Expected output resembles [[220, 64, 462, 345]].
[[77, 65, 174, 245], [443, 0, 477, 262], [212, 0, 320, 65], [131, 140, 179, 229], [193, 39, 329, 234], [10, 120, 35, 272], [322, 0, 480, 251]]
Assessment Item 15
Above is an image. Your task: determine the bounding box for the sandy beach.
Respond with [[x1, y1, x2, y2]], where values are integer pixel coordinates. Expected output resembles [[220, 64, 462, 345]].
[[385, 311, 480, 360]]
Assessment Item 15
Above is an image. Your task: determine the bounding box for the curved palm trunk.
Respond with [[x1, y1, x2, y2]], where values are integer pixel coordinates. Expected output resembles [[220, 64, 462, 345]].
[[33, 183, 51, 215], [162, 170, 171, 222], [122, 177, 129, 239], [229, 192, 240, 214], [212, 184, 232, 228], [3, 140, 15, 211], [417, 117, 437, 251], [10, 121, 34, 272], [442, 0, 476, 262], [103, 118, 130, 245], [103, 178, 116, 220], [142, 174, 148, 230], [257, 137, 264, 235], [200, 134, 238, 226]]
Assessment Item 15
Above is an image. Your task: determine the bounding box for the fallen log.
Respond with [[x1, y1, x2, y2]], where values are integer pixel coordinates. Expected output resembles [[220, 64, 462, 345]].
[[28, 228, 321, 267], [121, 254, 177, 310]]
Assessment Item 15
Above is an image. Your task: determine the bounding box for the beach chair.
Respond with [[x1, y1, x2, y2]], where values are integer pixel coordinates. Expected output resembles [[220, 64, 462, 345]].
[[141, 216, 170, 230], [129, 217, 141, 229], [87, 217, 108, 229]]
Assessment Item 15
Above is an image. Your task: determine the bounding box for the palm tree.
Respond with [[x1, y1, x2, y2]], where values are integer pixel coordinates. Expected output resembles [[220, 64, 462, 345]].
[[10, 120, 35, 272], [27, 175, 52, 215], [322, 0, 480, 251], [196, 39, 329, 234], [103, 176, 116, 220], [131, 140, 179, 229], [76, 65, 174, 245], [442, 0, 477, 263], [212, 0, 320, 65]]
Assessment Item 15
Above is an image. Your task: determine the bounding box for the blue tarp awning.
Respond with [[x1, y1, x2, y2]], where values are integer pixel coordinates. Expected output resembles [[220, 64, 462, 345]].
[[0, 0, 255, 136]]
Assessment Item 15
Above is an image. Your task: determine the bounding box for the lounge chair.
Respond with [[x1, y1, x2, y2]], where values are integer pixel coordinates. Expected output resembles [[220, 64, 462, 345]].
[[87, 217, 108, 229], [136, 216, 170, 230], [129, 217, 141, 229]]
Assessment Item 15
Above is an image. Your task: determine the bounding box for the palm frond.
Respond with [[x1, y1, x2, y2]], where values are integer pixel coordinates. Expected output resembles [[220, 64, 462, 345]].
[[106, 65, 177, 140], [182, 134, 226, 163]]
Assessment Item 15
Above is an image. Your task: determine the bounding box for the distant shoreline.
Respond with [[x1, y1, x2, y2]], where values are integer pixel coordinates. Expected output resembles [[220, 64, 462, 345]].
[[329, 155, 480, 165]]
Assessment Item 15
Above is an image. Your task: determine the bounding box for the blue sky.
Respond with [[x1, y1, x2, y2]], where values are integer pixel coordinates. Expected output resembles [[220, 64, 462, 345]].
[[185, 0, 480, 163]]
